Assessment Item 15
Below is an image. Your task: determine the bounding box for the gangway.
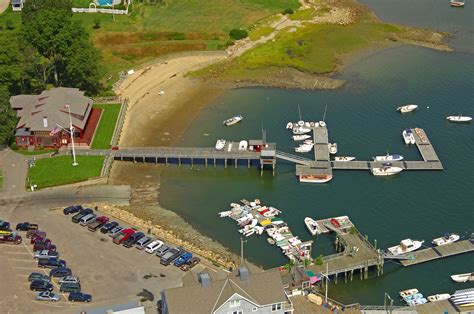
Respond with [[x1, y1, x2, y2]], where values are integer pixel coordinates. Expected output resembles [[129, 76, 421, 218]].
[[380, 251, 415, 260], [275, 150, 312, 166]]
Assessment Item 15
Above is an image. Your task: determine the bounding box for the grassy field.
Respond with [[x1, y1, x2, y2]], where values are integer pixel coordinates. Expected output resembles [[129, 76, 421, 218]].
[[91, 103, 121, 149], [193, 13, 405, 80], [15, 149, 58, 156], [28, 156, 105, 189]]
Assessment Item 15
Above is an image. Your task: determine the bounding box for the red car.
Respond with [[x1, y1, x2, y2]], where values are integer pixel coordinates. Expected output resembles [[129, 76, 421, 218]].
[[27, 230, 46, 239], [113, 229, 135, 245], [31, 236, 49, 245], [33, 240, 52, 251], [0, 234, 22, 245]]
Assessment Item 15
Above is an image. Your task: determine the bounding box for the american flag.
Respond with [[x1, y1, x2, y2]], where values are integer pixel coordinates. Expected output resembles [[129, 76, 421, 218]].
[[49, 126, 59, 136]]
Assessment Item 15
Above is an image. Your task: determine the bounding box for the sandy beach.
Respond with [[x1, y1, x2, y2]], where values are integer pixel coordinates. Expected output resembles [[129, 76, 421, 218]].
[[0, 0, 9, 14]]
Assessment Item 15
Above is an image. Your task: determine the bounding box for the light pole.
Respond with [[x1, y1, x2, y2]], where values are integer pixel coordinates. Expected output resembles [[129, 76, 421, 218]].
[[65, 104, 78, 166]]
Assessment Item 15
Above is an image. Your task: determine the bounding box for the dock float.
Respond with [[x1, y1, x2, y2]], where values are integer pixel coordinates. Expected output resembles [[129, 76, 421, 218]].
[[400, 239, 474, 267]]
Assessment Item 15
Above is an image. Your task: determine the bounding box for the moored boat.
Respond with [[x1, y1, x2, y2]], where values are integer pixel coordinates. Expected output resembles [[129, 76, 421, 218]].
[[215, 139, 226, 150], [446, 115, 472, 123], [373, 153, 404, 162], [427, 294, 451, 302], [371, 163, 403, 176], [451, 273, 474, 283], [304, 217, 322, 236], [295, 143, 314, 153], [299, 174, 332, 183], [286, 122, 294, 129], [387, 238, 424, 256], [399, 288, 419, 298], [292, 125, 312, 135], [432, 233, 460, 246], [223, 115, 243, 126], [328, 143, 338, 155], [450, 0, 465, 7], [292, 134, 311, 141], [402, 129, 416, 145], [334, 156, 356, 162], [397, 104, 418, 113]]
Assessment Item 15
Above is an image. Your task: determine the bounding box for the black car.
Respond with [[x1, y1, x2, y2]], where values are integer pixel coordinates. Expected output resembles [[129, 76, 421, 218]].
[[68, 292, 92, 302], [30, 280, 53, 292], [16, 222, 38, 231], [63, 205, 83, 215], [71, 208, 93, 223], [28, 272, 51, 282], [100, 221, 119, 234], [38, 258, 66, 269], [60, 282, 81, 293], [0, 221, 10, 231], [50, 267, 72, 278], [122, 232, 145, 248], [160, 247, 184, 266]]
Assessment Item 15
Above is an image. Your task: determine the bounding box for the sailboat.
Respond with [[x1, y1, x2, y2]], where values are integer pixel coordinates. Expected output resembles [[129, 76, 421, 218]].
[[292, 105, 312, 134]]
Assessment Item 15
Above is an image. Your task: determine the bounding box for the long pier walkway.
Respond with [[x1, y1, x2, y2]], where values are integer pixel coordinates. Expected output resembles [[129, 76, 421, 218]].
[[400, 239, 474, 266]]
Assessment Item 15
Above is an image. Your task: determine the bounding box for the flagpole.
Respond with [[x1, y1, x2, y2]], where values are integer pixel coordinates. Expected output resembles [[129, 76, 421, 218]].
[[325, 262, 328, 304], [66, 103, 78, 166]]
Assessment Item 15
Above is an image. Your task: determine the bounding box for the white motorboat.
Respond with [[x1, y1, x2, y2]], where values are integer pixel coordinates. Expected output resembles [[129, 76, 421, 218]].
[[402, 129, 416, 145], [295, 143, 314, 153], [432, 233, 460, 246], [299, 174, 333, 183], [218, 211, 231, 218], [334, 156, 356, 162], [451, 273, 474, 283], [450, 0, 465, 7], [387, 238, 424, 256], [286, 122, 294, 129], [328, 143, 337, 155], [371, 163, 403, 176], [373, 153, 404, 162], [427, 294, 451, 302], [451, 288, 474, 306], [223, 115, 243, 126], [399, 288, 419, 298], [319, 121, 326, 127], [292, 126, 312, 135], [215, 139, 226, 150], [304, 217, 322, 236], [292, 134, 311, 141], [397, 104, 418, 113], [303, 139, 314, 144], [446, 115, 472, 123]]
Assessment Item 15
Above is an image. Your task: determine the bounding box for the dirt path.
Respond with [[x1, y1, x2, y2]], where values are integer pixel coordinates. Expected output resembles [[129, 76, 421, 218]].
[[0, 0, 9, 14]]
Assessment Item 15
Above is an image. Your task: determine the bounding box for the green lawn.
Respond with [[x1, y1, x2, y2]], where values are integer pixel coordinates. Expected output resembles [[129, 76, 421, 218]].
[[28, 156, 105, 189], [15, 149, 58, 156], [91, 103, 121, 149], [0, 170, 3, 189]]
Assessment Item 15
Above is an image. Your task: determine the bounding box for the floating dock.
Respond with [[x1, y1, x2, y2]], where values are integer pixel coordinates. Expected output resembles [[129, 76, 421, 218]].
[[400, 239, 474, 267]]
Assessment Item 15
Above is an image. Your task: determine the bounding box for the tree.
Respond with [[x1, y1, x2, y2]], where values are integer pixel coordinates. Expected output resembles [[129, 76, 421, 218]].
[[229, 29, 248, 40], [0, 86, 18, 146]]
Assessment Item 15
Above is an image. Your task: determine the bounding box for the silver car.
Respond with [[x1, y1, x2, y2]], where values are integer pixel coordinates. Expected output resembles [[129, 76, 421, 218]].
[[36, 291, 61, 302], [58, 275, 80, 284], [108, 226, 123, 237], [34, 250, 59, 260]]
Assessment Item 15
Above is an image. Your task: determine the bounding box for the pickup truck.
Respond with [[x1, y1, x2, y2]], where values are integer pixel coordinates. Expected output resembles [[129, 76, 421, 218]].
[[160, 247, 184, 266], [113, 229, 135, 245], [71, 208, 93, 223], [122, 232, 145, 248], [87, 216, 109, 232], [16, 222, 38, 231], [0, 234, 22, 245], [173, 252, 192, 267], [38, 258, 66, 269], [34, 250, 59, 260], [33, 240, 53, 252]]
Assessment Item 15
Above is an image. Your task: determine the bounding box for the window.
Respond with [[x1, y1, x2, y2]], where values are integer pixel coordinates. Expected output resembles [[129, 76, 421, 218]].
[[271, 303, 282, 311], [231, 311, 243, 314], [252, 307, 258, 312], [229, 300, 241, 308]]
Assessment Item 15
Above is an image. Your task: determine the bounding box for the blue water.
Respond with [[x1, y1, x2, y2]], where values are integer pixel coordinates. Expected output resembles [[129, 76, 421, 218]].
[[158, 1, 474, 305], [97, 0, 112, 6]]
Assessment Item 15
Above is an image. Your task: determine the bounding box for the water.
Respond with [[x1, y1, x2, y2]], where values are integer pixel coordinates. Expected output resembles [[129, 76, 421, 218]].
[[158, 1, 474, 305]]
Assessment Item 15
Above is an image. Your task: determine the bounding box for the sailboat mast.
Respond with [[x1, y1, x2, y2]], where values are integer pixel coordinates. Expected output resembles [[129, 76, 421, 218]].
[[298, 104, 302, 121], [322, 104, 328, 122]]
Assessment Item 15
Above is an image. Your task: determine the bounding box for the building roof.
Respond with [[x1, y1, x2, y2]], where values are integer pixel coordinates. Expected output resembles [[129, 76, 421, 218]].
[[163, 264, 288, 314], [10, 87, 93, 132]]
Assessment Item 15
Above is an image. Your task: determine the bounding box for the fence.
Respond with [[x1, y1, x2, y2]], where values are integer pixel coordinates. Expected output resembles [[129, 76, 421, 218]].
[[72, 7, 128, 14]]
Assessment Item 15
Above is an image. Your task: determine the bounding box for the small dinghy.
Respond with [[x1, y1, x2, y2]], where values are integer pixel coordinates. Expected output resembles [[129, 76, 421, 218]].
[[397, 104, 418, 113], [328, 143, 337, 155], [451, 273, 474, 283], [334, 156, 355, 162], [223, 115, 243, 126], [427, 294, 451, 302], [292, 134, 311, 141], [304, 217, 322, 236], [432, 233, 460, 246]]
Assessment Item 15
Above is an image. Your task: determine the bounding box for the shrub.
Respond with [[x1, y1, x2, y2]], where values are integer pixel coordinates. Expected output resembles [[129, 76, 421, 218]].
[[10, 142, 18, 150], [283, 8, 294, 15], [315, 255, 323, 265], [93, 19, 101, 30], [167, 32, 185, 40], [225, 39, 235, 47], [229, 29, 248, 40]]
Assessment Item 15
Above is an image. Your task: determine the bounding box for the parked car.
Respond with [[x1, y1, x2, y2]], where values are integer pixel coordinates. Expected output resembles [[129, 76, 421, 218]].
[[38, 258, 66, 269], [28, 272, 51, 282], [63, 205, 83, 215], [79, 214, 97, 226], [180, 257, 201, 271], [30, 280, 53, 292], [135, 236, 153, 250], [34, 250, 59, 260], [71, 208, 93, 223], [108, 225, 123, 237], [33, 240, 53, 251], [113, 229, 135, 245], [100, 221, 118, 234], [60, 282, 81, 293], [174, 252, 193, 267], [50, 267, 72, 278], [87, 216, 109, 232], [68, 292, 92, 303], [0, 220, 10, 231], [160, 247, 184, 266], [156, 245, 170, 257], [27, 229, 46, 239], [145, 239, 164, 254], [16, 222, 38, 231], [58, 275, 80, 284], [36, 291, 60, 302], [0, 234, 22, 245], [31, 235, 48, 244], [123, 232, 145, 248]]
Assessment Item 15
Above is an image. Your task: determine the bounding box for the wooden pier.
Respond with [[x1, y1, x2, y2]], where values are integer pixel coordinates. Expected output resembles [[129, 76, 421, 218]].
[[400, 239, 474, 267]]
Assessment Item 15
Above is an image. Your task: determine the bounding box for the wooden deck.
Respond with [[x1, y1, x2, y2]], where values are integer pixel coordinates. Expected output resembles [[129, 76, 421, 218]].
[[292, 295, 361, 314], [408, 299, 461, 314], [412, 128, 441, 162], [314, 126, 330, 161], [401, 240, 474, 266]]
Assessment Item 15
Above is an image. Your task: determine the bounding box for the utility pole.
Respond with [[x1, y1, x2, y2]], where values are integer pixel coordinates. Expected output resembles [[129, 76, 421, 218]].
[[65, 103, 78, 166], [240, 237, 247, 264], [325, 262, 329, 303]]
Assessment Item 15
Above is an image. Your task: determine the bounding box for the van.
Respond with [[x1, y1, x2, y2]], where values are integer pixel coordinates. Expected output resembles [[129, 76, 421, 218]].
[[59, 282, 81, 293], [145, 240, 163, 254], [135, 236, 153, 250], [79, 214, 97, 226]]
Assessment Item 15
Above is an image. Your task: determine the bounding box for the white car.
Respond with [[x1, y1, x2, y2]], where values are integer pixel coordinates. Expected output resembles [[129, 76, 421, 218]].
[[58, 275, 80, 284], [145, 240, 164, 254], [34, 250, 59, 260]]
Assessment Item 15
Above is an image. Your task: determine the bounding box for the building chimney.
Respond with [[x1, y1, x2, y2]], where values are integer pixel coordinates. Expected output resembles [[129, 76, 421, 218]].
[[198, 272, 211, 288], [43, 117, 48, 128], [238, 266, 250, 281]]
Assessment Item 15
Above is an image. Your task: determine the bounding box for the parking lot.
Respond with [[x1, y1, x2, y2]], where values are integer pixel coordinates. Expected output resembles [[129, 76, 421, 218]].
[[0, 203, 198, 313]]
